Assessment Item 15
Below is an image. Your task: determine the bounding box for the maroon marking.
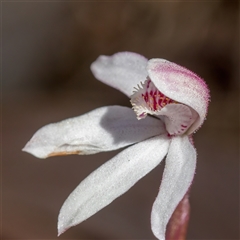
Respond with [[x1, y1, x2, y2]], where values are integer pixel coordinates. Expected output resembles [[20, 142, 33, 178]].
[[140, 79, 176, 113], [139, 112, 146, 118], [146, 80, 151, 89], [144, 92, 149, 102]]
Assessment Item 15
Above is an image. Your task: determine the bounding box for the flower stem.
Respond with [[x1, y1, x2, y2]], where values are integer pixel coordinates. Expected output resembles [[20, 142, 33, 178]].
[[166, 193, 190, 240]]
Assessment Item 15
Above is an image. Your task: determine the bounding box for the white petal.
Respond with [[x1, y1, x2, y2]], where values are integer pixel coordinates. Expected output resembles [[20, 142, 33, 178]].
[[147, 59, 210, 133], [22, 106, 165, 159], [91, 52, 148, 97], [151, 136, 196, 240], [157, 103, 198, 136], [58, 135, 170, 236]]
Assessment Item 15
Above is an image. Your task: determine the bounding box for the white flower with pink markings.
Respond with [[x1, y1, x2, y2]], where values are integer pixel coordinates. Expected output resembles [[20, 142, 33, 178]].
[[23, 52, 209, 240]]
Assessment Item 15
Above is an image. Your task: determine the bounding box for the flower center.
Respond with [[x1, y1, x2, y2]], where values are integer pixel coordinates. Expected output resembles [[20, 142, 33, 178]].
[[130, 78, 176, 120]]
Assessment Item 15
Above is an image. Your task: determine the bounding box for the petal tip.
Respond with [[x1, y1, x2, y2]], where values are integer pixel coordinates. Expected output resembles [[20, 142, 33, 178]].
[[57, 212, 72, 237], [57, 226, 65, 237], [22, 142, 48, 159], [57, 218, 65, 236]]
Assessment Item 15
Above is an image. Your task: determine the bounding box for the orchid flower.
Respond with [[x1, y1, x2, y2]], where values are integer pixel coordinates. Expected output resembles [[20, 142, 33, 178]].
[[23, 52, 209, 240]]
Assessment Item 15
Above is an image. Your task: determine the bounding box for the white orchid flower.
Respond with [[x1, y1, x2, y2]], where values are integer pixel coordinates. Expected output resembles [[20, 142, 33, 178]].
[[23, 52, 209, 240]]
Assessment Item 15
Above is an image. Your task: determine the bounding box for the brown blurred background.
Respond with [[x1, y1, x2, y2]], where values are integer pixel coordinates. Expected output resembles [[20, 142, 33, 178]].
[[2, 1, 239, 239]]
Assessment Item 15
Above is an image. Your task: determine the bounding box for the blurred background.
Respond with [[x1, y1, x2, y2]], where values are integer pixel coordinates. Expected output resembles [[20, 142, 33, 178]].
[[2, 1, 239, 239]]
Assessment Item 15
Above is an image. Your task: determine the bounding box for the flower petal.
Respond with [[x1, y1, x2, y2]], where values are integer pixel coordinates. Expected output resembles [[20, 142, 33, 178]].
[[147, 59, 210, 133], [151, 135, 196, 240], [91, 52, 148, 97], [58, 135, 170, 236], [157, 103, 198, 136], [22, 106, 165, 159]]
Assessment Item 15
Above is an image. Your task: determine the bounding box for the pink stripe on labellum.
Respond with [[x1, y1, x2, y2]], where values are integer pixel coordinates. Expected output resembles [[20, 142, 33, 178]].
[[130, 78, 197, 136], [130, 78, 177, 120]]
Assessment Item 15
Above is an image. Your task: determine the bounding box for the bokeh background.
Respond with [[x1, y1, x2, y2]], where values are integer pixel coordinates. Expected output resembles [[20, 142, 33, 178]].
[[2, 1, 239, 239]]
